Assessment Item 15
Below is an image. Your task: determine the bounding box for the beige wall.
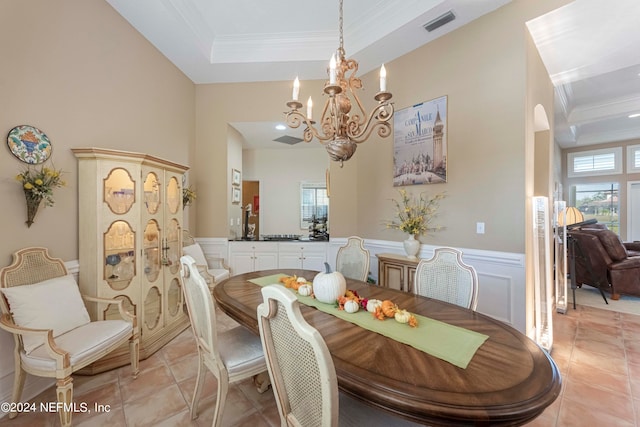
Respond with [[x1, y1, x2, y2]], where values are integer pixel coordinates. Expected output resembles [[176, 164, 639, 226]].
[[0, 0, 195, 402], [193, 0, 570, 255], [347, 0, 567, 253], [0, 0, 195, 265]]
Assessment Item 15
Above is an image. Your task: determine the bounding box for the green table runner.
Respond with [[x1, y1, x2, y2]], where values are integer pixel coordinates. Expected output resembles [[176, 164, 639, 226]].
[[249, 273, 488, 369]]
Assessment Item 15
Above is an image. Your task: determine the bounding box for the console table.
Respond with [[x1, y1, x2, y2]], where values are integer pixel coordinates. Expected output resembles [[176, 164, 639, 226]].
[[376, 253, 420, 292]]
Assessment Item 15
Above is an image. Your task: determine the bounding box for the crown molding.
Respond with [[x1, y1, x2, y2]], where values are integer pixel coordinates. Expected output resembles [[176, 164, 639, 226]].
[[568, 94, 640, 125]]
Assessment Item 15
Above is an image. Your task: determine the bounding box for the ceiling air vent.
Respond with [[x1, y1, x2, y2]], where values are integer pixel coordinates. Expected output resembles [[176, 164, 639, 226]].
[[273, 135, 303, 145], [423, 10, 456, 32]]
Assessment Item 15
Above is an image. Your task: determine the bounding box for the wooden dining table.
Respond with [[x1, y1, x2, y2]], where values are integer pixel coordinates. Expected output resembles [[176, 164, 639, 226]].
[[212, 269, 561, 426]]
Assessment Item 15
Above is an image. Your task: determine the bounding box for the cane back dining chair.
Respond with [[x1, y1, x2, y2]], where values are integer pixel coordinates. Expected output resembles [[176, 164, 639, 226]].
[[336, 236, 370, 282], [257, 284, 421, 427], [179, 255, 267, 426], [414, 247, 479, 310], [0, 247, 139, 427]]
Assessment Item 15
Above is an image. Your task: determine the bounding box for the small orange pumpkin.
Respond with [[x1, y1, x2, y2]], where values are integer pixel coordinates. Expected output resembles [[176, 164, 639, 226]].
[[381, 300, 397, 318]]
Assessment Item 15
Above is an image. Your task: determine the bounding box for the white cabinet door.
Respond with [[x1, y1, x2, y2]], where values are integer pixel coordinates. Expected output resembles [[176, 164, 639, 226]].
[[279, 252, 303, 269], [278, 242, 327, 271], [230, 251, 255, 275], [302, 253, 326, 272], [229, 242, 278, 273], [255, 252, 278, 271]]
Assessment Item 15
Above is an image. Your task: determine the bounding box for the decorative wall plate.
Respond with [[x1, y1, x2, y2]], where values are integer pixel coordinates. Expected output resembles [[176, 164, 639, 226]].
[[7, 125, 52, 164]]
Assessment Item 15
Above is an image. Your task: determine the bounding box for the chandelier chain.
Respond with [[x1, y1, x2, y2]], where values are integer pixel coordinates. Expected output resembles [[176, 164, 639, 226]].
[[338, 0, 344, 52]]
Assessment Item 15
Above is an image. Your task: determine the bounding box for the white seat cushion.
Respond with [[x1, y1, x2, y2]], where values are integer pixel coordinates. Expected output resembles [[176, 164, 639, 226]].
[[22, 320, 133, 371], [219, 325, 265, 377], [1, 275, 90, 354], [209, 268, 230, 283]]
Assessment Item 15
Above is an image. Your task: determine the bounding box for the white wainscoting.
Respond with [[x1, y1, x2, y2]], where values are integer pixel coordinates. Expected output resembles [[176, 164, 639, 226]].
[[329, 238, 526, 332], [195, 237, 231, 270], [195, 237, 230, 259]]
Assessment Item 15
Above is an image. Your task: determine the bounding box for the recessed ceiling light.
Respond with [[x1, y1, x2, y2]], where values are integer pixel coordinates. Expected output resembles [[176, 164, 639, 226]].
[[629, 113, 640, 118], [275, 124, 286, 130]]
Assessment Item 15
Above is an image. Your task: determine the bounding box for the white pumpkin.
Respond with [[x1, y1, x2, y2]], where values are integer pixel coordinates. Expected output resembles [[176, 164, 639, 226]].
[[394, 309, 411, 324], [297, 284, 312, 297], [313, 263, 346, 304], [366, 299, 382, 313], [297, 277, 307, 283], [343, 299, 359, 313]]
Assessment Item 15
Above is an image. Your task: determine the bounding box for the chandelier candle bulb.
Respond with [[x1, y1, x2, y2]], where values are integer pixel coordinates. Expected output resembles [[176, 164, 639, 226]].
[[329, 54, 337, 84], [292, 77, 300, 101], [380, 64, 387, 92], [307, 97, 313, 120]]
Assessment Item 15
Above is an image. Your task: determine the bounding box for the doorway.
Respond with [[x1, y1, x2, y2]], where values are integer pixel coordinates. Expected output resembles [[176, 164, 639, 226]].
[[242, 180, 259, 240]]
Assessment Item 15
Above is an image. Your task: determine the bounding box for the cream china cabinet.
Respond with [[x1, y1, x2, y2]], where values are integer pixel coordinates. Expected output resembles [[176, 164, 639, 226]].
[[73, 148, 189, 373]]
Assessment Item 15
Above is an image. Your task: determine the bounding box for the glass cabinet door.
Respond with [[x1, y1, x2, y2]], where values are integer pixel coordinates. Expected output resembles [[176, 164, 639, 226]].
[[104, 168, 135, 214], [167, 176, 180, 214], [144, 286, 161, 330], [143, 220, 161, 282], [143, 172, 160, 215], [165, 218, 180, 274], [167, 278, 181, 316], [104, 220, 135, 290]]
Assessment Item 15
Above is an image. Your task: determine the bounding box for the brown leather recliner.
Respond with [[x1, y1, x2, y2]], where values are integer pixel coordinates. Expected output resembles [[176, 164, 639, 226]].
[[568, 228, 640, 299]]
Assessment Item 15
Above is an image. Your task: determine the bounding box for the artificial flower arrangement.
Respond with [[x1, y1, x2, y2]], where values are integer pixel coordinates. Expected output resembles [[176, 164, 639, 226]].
[[15, 164, 65, 227], [16, 164, 65, 206], [182, 186, 197, 206], [384, 188, 446, 236]]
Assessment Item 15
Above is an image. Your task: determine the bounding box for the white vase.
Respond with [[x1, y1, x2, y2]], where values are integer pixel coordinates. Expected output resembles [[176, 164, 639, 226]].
[[403, 234, 420, 259]]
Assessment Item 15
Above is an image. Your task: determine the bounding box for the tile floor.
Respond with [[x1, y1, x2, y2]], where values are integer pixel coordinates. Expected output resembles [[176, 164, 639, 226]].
[[3, 303, 640, 426]]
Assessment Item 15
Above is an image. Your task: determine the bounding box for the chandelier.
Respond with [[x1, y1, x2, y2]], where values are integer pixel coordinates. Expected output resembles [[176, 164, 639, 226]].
[[285, 0, 394, 166]]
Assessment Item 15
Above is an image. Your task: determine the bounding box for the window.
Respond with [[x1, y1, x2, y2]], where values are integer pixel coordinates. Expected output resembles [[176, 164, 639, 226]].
[[571, 182, 619, 232], [567, 147, 622, 177], [628, 144, 640, 173], [300, 182, 328, 229]]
